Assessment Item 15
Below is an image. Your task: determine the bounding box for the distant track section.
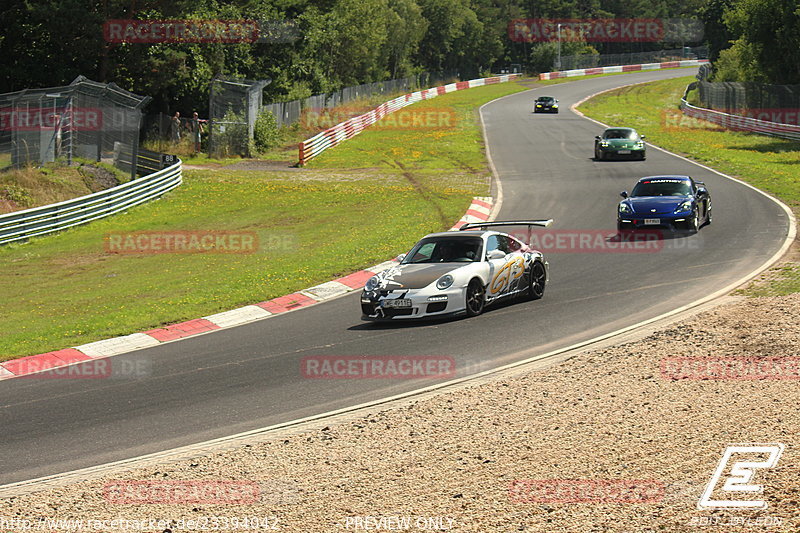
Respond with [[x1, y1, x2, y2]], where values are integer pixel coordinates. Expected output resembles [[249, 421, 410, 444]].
[[538, 59, 708, 80], [298, 74, 520, 165]]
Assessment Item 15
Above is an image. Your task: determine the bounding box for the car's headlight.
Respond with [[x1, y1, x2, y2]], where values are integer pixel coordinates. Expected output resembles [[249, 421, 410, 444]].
[[600, 141, 610, 147], [552, 103, 558, 107], [365, 276, 380, 291], [536, 104, 542, 107], [619, 203, 632, 214], [436, 274, 454, 290], [635, 141, 644, 148], [674, 200, 693, 214]]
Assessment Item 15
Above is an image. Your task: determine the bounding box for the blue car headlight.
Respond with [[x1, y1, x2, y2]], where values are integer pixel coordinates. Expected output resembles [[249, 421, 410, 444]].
[[619, 203, 632, 214], [674, 200, 693, 214], [436, 274, 454, 290], [365, 276, 380, 291]]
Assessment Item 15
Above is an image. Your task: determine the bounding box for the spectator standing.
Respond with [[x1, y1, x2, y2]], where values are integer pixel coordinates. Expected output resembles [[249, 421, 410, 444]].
[[170, 111, 181, 143], [190, 112, 205, 152]]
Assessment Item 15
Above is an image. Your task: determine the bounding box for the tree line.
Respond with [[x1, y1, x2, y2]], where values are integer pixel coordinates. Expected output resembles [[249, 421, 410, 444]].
[[701, 0, 800, 84], [7, 0, 789, 115]]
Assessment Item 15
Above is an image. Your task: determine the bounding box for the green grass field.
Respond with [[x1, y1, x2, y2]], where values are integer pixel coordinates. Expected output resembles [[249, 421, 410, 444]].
[[0, 80, 528, 359], [578, 76, 800, 296]]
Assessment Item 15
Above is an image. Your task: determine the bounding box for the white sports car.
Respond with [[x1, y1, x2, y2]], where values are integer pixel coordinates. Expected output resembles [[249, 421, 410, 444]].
[[360, 220, 551, 321]]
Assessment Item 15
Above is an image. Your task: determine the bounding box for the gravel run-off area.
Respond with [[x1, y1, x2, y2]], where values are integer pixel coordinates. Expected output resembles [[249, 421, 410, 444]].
[[2, 293, 799, 533]]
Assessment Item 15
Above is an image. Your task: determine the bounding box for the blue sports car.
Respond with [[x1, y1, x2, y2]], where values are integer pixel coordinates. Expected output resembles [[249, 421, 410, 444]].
[[618, 176, 712, 232]]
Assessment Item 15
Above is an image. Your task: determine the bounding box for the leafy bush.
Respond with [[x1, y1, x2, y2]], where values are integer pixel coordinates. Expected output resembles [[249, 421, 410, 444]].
[[530, 43, 558, 73], [1, 184, 33, 207], [253, 109, 281, 152]]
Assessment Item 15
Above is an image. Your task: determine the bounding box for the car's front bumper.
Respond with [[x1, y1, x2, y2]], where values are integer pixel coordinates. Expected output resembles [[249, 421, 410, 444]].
[[597, 146, 645, 158], [617, 212, 693, 229], [360, 286, 468, 321], [534, 106, 558, 113]]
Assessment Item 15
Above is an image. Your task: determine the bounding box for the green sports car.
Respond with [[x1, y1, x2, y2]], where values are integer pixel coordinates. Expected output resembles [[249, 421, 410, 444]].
[[594, 127, 646, 161]]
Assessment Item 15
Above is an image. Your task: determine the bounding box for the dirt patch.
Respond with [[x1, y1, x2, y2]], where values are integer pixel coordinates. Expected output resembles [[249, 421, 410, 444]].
[[183, 160, 300, 172], [2, 294, 799, 532], [78, 164, 121, 191]]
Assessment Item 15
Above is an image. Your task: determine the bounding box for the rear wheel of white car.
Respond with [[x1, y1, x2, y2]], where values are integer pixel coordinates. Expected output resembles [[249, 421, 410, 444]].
[[465, 279, 486, 317], [527, 261, 546, 300]]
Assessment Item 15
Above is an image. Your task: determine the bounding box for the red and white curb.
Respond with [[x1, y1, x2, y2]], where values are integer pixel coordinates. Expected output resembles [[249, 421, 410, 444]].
[[0, 197, 493, 379], [538, 59, 708, 80]]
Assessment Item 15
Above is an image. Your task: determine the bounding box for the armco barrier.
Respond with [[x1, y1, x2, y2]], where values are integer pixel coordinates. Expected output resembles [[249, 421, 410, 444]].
[[0, 157, 182, 245], [680, 82, 800, 141], [538, 59, 708, 80], [298, 74, 521, 165]]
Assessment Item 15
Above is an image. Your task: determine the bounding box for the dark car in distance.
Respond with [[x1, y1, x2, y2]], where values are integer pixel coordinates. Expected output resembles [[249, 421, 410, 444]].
[[533, 96, 559, 113]]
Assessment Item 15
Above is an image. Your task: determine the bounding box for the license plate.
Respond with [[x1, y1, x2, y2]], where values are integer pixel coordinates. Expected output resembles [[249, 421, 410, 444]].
[[644, 218, 660, 225], [382, 299, 412, 308], [618, 150, 631, 154]]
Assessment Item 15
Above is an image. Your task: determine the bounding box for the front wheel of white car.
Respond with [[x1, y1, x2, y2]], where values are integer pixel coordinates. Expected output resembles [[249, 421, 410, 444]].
[[526, 261, 546, 300], [465, 279, 486, 317]]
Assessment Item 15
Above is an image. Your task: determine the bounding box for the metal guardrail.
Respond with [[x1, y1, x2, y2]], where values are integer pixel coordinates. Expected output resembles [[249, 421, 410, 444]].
[[0, 156, 182, 245], [680, 82, 800, 141], [298, 74, 521, 165]]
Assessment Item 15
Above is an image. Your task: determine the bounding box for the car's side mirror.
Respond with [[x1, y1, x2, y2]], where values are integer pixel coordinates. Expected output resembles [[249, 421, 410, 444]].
[[640, 135, 646, 139], [620, 191, 628, 198], [395, 253, 407, 262], [594, 135, 601, 140], [487, 249, 506, 260]]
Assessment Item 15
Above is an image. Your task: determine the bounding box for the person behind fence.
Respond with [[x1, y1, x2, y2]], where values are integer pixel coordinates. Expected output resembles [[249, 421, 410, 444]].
[[190, 111, 205, 152], [170, 111, 181, 142]]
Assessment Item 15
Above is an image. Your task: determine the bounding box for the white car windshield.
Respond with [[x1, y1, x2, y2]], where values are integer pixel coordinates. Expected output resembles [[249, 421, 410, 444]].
[[403, 237, 483, 263]]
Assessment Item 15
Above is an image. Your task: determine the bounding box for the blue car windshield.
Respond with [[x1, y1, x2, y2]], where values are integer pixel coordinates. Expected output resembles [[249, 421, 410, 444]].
[[632, 180, 692, 197], [403, 237, 483, 264]]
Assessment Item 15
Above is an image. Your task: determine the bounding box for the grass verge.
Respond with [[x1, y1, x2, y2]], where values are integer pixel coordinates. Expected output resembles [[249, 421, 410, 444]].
[[578, 75, 800, 296], [0, 80, 528, 359], [0, 160, 128, 215]]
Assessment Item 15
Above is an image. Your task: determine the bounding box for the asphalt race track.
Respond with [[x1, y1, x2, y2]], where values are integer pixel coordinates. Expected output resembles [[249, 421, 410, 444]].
[[0, 68, 791, 486]]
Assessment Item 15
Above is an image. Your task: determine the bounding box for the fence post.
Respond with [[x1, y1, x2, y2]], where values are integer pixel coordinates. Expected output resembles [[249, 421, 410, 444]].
[[298, 142, 305, 166]]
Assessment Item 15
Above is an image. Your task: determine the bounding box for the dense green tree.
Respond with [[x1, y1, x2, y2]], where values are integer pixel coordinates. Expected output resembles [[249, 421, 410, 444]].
[[0, 0, 728, 112], [723, 0, 800, 84]]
